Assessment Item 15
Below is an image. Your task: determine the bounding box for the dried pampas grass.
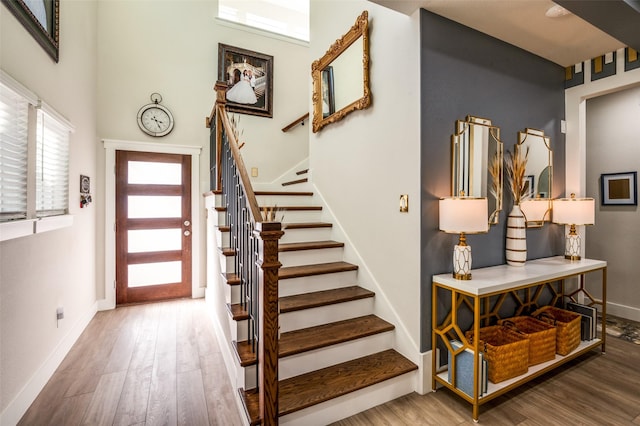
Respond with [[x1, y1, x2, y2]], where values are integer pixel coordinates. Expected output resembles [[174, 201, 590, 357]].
[[505, 147, 529, 204]]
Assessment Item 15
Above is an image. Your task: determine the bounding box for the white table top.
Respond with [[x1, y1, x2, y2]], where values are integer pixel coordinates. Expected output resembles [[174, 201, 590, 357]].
[[432, 256, 606, 295]]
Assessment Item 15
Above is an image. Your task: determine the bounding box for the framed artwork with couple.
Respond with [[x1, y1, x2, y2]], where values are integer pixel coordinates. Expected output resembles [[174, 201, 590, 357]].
[[217, 43, 273, 118]]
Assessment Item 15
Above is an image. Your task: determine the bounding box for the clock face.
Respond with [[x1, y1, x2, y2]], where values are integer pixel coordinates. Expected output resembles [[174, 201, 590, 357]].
[[137, 104, 174, 137]]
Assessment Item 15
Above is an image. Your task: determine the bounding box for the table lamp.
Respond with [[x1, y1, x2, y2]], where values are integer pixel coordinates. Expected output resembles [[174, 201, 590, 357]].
[[439, 196, 489, 280], [552, 193, 595, 260]]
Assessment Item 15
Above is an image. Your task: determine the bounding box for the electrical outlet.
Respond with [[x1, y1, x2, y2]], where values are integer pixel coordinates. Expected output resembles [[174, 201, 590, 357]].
[[399, 194, 409, 212], [251, 167, 258, 177]]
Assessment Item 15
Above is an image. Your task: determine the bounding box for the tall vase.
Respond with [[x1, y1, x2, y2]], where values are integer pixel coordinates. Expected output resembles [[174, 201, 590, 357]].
[[506, 204, 527, 266]]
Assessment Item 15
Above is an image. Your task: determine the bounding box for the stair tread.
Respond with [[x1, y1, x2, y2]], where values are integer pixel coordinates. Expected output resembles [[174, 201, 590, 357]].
[[279, 286, 374, 313], [217, 225, 230, 232], [279, 240, 344, 252], [254, 190, 313, 196], [296, 169, 309, 175], [222, 273, 240, 285], [220, 247, 235, 257], [282, 222, 332, 229], [282, 177, 308, 186], [241, 349, 417, 422], [227, 303, 248, 321], [279, 261, 358, 280], [234, 314, 393, 365]]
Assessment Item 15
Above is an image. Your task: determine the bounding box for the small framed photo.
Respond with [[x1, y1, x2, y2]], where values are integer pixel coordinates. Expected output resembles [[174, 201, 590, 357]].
[[600, 171, 637, 206], [218, 43, 273, 118], [80, 175, 90, 194]]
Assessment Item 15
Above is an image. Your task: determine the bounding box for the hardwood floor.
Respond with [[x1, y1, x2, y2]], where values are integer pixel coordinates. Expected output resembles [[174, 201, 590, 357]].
[[18, 298, 242, 426], [20, 298, 640, 426], [332, 336, 640, 425]]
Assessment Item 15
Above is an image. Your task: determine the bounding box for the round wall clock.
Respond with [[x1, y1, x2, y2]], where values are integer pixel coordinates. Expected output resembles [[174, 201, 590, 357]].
[[137, 93, 174, 137]]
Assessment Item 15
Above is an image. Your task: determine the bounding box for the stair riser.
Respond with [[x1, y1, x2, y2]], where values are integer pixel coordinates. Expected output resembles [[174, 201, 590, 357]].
[[279, 270, 359, 297], [269, 210, 322, 223], [279, 372, 416, 426], [256, 195, 314, 207], [279, 298, 374, 333], [279, 247, 343, 268], [216, 230, 229, 248], [219, 254, 234, 274], [280, 228, 332, 244], [278, 331, 394, 380], [229, 318, 249, 341]]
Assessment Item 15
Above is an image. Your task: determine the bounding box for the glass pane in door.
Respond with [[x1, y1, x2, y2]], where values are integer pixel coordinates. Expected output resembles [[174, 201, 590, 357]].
[[128, 228, 182, 253], [128, 261, 182, 287], [128, 161, 182, 184], [128, 195, 182, 218]]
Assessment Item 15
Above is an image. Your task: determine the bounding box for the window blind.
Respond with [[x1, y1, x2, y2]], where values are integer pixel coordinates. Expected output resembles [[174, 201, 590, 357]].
[[36, 108, 69, 217], [0, 83, 29, 221]]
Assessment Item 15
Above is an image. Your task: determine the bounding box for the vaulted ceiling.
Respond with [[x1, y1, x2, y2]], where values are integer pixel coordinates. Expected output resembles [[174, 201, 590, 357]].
[[369, 0, 640, 67]]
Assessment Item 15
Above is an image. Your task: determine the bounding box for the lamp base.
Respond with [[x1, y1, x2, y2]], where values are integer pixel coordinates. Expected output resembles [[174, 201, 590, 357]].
[[565, 233, 582, 261], [565, 254, 581, 261], [452, 243, 473, 280], [453, 272, 472, 280]]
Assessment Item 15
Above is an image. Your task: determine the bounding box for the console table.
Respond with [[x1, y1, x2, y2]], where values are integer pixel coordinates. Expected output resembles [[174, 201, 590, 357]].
[[431, 256, 607, 422]]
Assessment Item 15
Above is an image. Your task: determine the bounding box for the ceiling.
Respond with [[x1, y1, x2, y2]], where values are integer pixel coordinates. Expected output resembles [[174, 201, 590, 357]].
[[369, 0, 640, 67]]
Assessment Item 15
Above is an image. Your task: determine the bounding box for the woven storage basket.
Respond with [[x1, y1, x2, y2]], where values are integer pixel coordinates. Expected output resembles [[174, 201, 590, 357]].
[[532, 306, 581, 356], [498, 316, 557, 365], [465, 325, 529, 383]]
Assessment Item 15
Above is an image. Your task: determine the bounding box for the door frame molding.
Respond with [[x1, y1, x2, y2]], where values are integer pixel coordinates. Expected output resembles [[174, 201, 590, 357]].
[[101, 139, 202, 310]]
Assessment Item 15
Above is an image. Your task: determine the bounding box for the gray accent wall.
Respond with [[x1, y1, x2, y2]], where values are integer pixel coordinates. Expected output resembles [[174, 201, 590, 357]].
[[419, 10, 566, 351]]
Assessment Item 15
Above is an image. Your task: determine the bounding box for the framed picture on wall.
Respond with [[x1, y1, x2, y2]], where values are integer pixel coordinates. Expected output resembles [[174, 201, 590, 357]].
[[2, 0, 60, 62], [217, 43, 273, 118], [600, 171, 637, 205], [321, 66, 335, 118]]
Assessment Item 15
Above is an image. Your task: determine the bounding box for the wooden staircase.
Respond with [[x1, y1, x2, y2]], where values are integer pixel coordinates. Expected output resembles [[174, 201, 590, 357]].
[[211, 174, 417, 425]]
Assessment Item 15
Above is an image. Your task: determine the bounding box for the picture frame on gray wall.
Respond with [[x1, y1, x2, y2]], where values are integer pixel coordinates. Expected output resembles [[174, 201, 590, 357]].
[[600, 171, 637, 206]]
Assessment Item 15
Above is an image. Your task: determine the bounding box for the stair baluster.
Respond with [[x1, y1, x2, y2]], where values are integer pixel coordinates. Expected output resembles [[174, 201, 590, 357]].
[[212, 82, 283, 425]]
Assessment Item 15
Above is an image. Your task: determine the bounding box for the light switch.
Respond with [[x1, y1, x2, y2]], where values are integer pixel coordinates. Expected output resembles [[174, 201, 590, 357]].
[[251, 167, 258, 177]]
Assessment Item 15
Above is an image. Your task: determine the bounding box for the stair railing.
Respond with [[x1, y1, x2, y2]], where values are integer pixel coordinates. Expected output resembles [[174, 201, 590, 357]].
[[208, 81, 282, 425]]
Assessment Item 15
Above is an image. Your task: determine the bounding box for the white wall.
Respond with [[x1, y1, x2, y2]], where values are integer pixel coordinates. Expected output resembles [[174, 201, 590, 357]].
[[95, 0, 309, 300], [564, 49, 640, 321], [585, 85, 640, 320], [0, 1, 98, 422], [309, 0, 421, 363]]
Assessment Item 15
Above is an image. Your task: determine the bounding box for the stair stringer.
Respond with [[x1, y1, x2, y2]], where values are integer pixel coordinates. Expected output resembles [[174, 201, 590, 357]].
[[308, 182, 428, 392]]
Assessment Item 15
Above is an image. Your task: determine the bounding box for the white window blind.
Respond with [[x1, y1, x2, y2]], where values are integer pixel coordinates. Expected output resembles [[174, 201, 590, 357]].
[[0, 83, 30, 221], [36, 107, 70, 217], [218, 0, 309, 41]]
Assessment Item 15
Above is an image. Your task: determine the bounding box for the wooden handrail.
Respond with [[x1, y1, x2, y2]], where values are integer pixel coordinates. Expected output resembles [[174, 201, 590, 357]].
[[211, 81, 282, 425], [281, 112, 309, 132], [217, 104, 263, 223]]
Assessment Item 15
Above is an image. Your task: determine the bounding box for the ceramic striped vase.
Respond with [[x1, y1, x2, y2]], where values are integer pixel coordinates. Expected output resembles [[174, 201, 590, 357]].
[[506, 204, 527, 266]]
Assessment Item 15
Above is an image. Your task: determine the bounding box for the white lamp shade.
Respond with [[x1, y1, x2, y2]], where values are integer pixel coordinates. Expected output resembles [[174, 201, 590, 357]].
[[439, 197, 489, 233], [552, 197, 595, 225]]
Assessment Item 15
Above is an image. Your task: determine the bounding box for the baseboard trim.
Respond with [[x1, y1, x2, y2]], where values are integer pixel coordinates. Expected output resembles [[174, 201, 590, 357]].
[[607, 301, 640, 322], [0, 302, 98, 426]]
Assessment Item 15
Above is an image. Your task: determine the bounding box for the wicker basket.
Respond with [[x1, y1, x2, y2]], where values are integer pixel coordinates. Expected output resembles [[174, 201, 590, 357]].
[[465, 325, 529, 383], [532, 306, 581, 356], [498, 316, 557, 365]]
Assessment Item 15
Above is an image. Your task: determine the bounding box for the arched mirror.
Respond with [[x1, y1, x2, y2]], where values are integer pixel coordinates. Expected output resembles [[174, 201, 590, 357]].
[[451, 116, 503, 225], [311, 11, 371, 133], [517, 128, 552, 227]]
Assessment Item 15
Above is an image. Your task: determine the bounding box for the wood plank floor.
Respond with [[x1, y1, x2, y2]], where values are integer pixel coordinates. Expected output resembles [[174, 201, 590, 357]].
[[18, 298, 243, 426], [20, 298, 640, 426], [332, 336, 640, 425]]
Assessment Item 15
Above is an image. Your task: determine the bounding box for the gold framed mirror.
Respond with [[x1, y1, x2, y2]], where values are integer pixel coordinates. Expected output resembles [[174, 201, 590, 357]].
[[451, 116, 503, 225], [311, 11, 371, 133], [517, 128, 552, 227]]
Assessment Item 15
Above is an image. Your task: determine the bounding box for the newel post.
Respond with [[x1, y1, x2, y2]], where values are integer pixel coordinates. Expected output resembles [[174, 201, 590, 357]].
[[213, 81, 228, 191], [255, 221, 283, 425]]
